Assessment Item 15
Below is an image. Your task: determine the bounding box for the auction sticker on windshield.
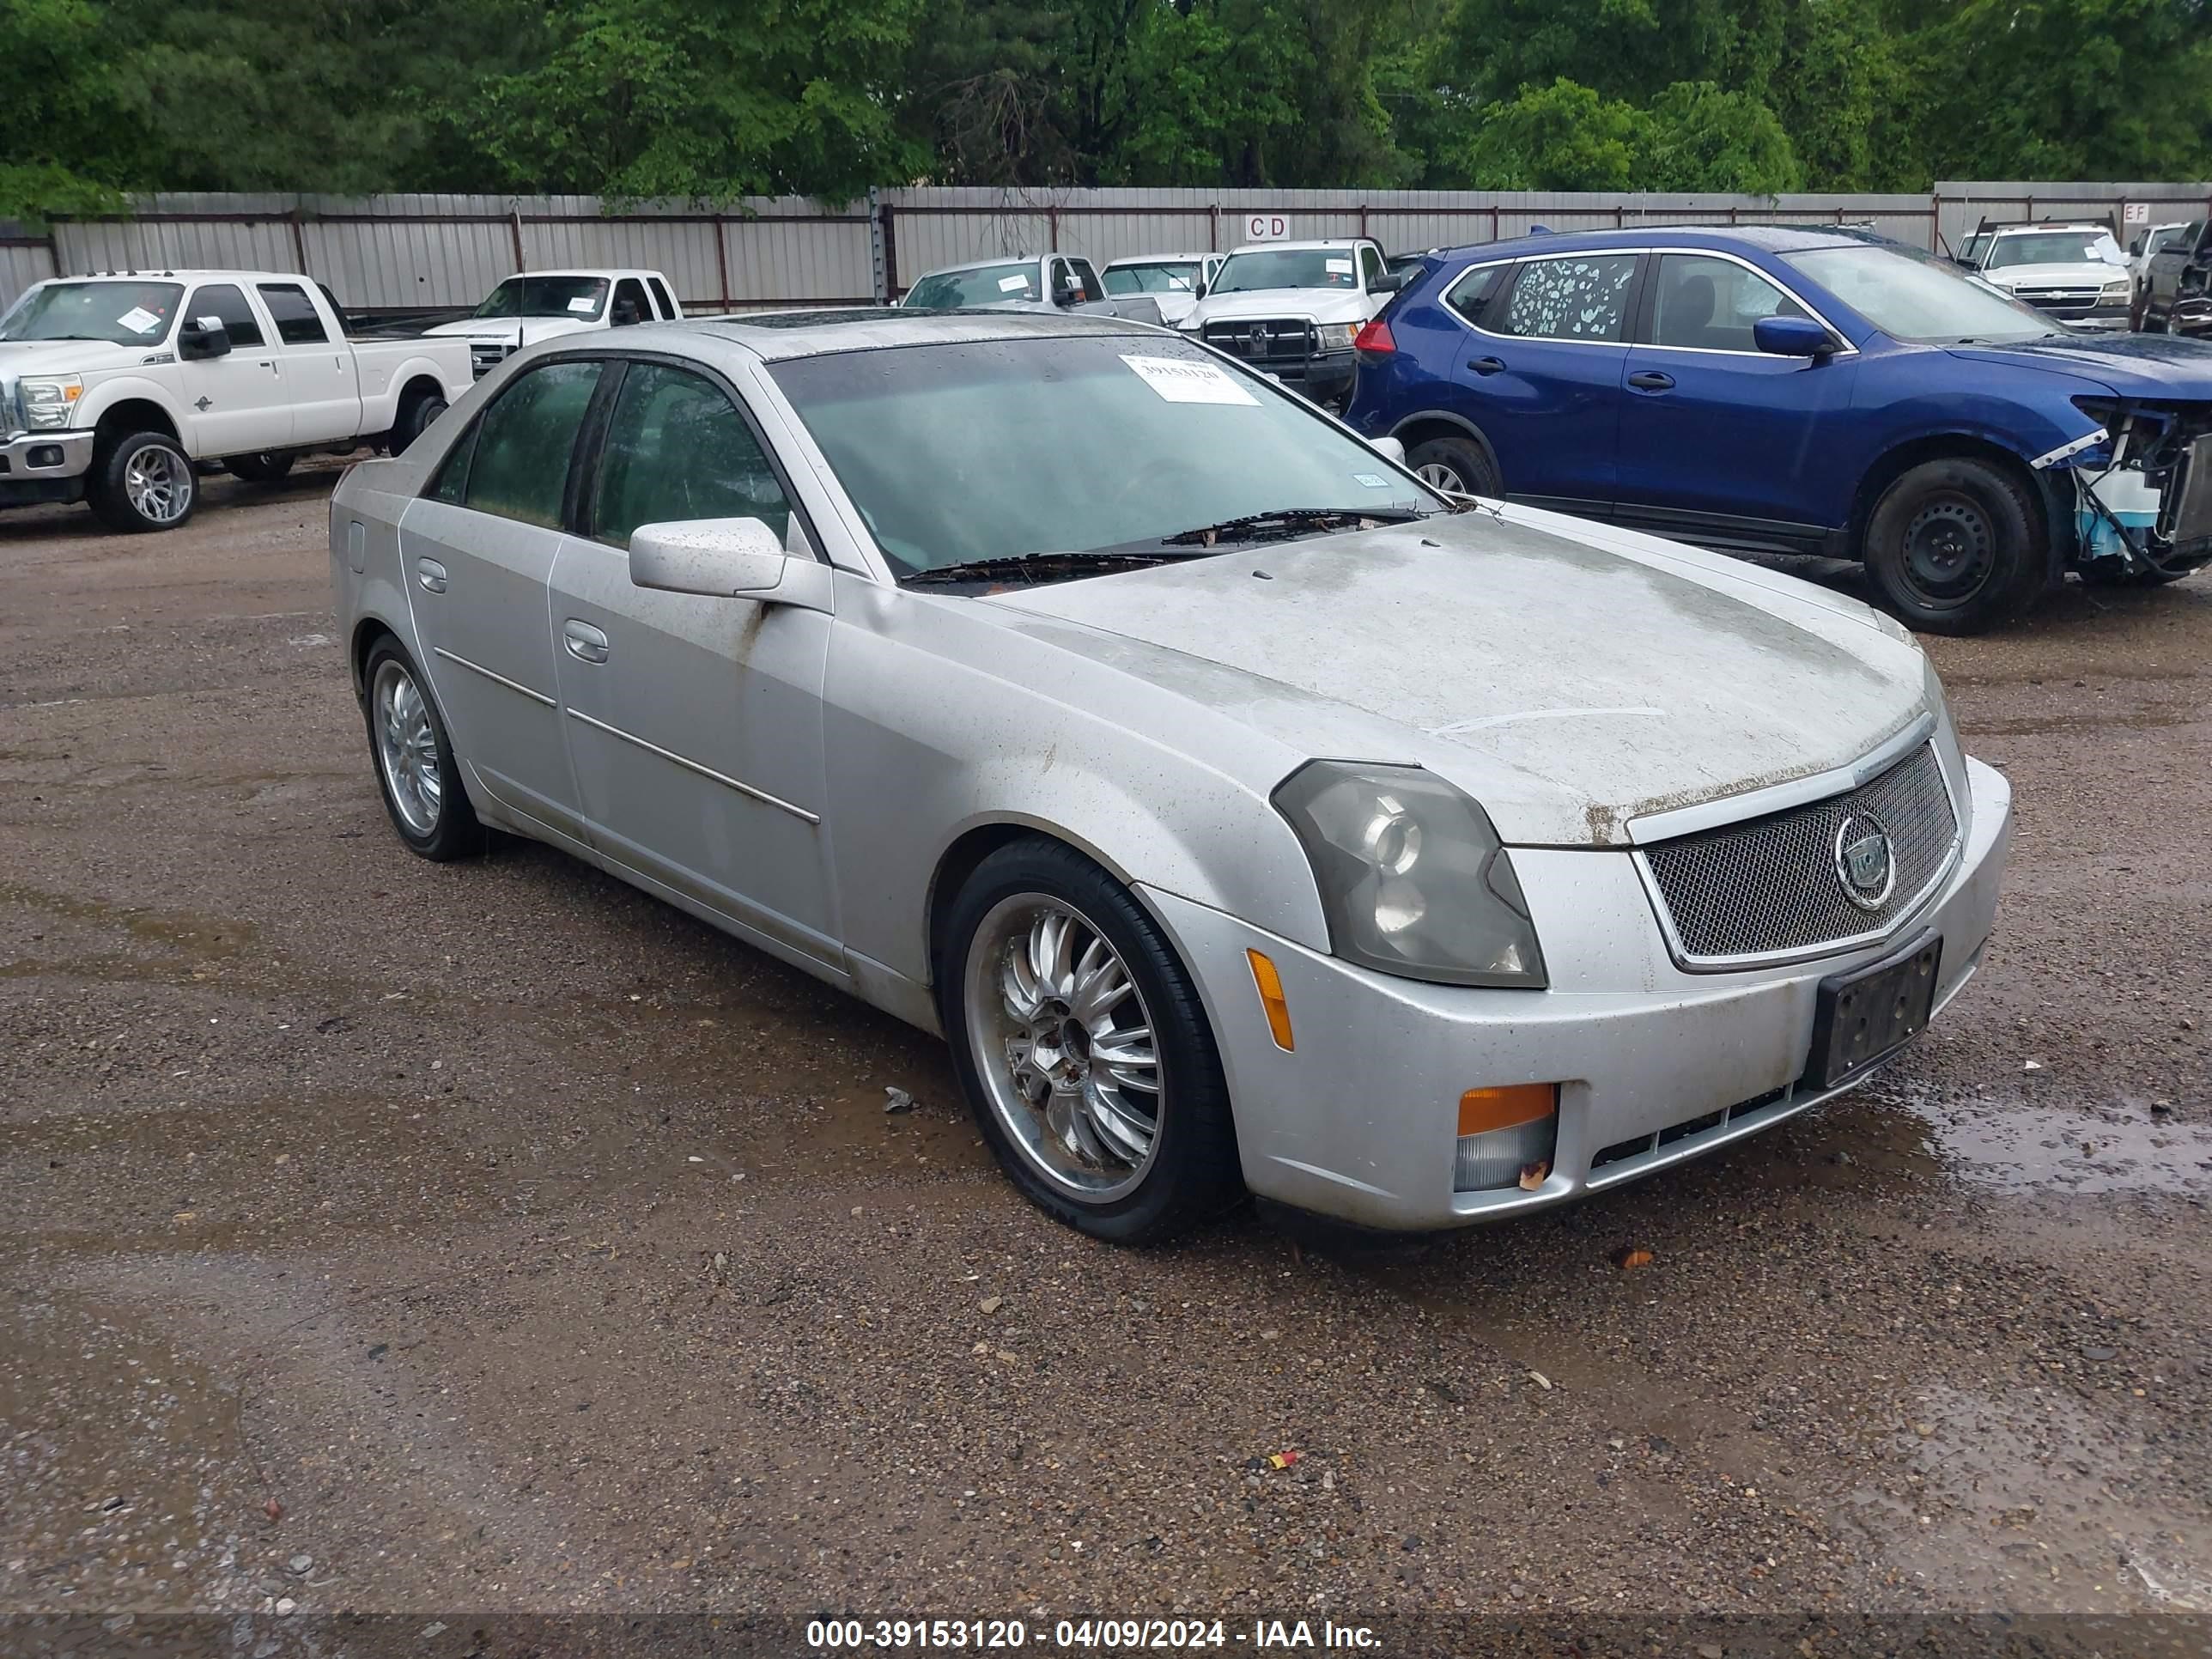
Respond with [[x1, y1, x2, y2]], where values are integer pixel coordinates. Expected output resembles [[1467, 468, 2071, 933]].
[[567, 297, 596, 313], [1121, 354, 1259, 406], [117, 307, 162, 334], [999, 275, 1032, 293]]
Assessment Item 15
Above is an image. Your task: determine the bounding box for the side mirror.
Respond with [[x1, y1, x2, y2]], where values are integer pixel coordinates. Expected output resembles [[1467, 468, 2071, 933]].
[[1053, 283, 1082, 308], [1368, 434, 1406, 465], [179, 323, 232, 361], [1753, 315, 1841, 359], [629, 518, 788, 599]]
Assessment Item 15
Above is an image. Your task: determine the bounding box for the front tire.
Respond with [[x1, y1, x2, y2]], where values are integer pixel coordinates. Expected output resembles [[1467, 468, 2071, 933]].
[[1406, 432, 1501, 497], [88, 431, 197, 532], [392, 392, 448, 456], [362, 637, 485, 860], [1862, 458, 2047, 635], [939, 838, 1241, 1243]]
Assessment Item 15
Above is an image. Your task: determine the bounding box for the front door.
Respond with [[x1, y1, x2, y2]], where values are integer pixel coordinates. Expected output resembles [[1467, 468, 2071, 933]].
[[548, 358, 838, 966], [176, 283, 293, 455], [1452, 251, 1641, 510], [1613, 252, 1862, 550], [400, 356, 604, 846]]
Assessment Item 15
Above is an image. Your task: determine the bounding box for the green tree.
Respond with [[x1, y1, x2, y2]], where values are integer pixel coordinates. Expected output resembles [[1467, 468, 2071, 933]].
[[1458, 77, 1647, 189], [1638, 80, 1802, 191], [0, 0, 149, 218]]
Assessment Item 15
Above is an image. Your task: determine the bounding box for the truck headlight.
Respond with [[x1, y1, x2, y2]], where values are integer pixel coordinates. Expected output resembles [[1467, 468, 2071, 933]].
[[20, 375, 83, 428], [1316, 323, 1358, 351], [2100, 276, 2131, 301], [1273, 762, 1547, 988]]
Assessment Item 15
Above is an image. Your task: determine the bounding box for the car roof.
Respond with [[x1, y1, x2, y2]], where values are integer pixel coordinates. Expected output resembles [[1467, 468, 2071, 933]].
[[45, 269, 322, 284], [684, 306, 1157, 362], [1416, 224, 1879, 264], [1990, 222, 2108, 234], [1224, 240, 1371, 255], [498, 268, 661, 279], [909, 254, 1048, 278], [1103, 253, 1212, 265]]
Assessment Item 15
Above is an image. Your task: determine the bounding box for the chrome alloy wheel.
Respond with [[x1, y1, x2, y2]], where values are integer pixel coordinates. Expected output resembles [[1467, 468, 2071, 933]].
[[124, 445, 192, 525], [371, 657, 442, 836], [965, 895, 1164, 1200], [1415, 461, 1466, 490]]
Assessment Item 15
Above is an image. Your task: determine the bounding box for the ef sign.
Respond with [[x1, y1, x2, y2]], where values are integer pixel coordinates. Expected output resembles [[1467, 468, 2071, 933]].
[[1243, 214, 1291, 242]]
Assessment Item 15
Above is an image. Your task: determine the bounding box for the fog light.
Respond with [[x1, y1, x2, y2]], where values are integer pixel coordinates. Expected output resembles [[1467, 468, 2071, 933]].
[[27, 445, 63, 469], [1453, 1084, 1559, 1192]]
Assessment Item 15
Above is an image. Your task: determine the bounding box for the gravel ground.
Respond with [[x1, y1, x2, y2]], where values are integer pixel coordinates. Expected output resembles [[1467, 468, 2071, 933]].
[[1, 471, 2208, 1644]]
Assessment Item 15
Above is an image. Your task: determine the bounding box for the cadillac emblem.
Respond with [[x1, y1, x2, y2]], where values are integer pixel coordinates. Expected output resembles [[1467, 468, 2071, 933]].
[[1833, 813, 1896, 910]]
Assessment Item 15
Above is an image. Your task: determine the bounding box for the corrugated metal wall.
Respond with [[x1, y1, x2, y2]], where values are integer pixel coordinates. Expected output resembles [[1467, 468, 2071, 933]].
[[4, 183, 2207, 315]]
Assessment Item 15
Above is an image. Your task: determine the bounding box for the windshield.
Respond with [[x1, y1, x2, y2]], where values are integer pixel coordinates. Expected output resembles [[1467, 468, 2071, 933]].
[[1211, 249, 1362, 295], [902, 263, 1041, 309], [1984, 231, 2124, 270], [471, 276, 609, 321], [0, 281, 185, 344], [1103, 262, 1200, 296], [767, 334, 1434, 577], [1784, 245, 2063, 344]]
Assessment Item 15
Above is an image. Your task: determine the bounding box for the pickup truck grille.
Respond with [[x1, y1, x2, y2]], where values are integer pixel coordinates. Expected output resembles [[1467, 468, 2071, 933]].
[[2013, 285, 2106, 318], [1640, 743, 1960, 966], [1202, 319, 1315, 368], [469, 342, 516, 380]]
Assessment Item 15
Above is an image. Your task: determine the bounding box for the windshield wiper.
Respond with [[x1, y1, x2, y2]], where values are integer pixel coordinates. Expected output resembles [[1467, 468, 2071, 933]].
[[1158, 506, 1427, 547], [902, 550, 1206, 587]]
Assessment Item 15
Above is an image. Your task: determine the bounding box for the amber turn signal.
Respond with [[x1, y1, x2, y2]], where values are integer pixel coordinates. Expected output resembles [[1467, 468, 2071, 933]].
[[1245, 949, 1295, 1052], [1457, 1083, 1558, 1137]]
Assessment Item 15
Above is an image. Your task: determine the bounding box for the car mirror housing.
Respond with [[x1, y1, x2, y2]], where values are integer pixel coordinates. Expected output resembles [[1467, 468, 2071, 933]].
[[629, 518, 789, 599], [1753, 315, 1841, 358], [1368, 434, 1406, 465], [179, 323, 232, 361]]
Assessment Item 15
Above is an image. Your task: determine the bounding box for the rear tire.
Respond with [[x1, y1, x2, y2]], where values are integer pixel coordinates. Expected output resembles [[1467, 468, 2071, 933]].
[[1406, 432, 1501, 497], [1862, 457, 2047, 635], [224, 452, 295, 484], [361, 636, 486, 861], [392, 392, 448, 456], [938, 837, 1242, 1243], [88, 430, 197, 533]]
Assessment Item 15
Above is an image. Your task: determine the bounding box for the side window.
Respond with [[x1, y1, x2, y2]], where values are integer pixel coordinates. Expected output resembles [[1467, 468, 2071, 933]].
[[591, 362, 791, 549], [646, 276, 678, 319], [1443, 264, 1507, 326], [1496, 254, 1639, 343], [462, 359, 604, 528], [185, 283, 264, 349], [256, 283, 329, 345], [612, 278, 650, 326], [1649, 254, 1805, 352], [428, 422, 480, 504], [1358, 246, 1385, 288], [1069, 258, 1104, 303]]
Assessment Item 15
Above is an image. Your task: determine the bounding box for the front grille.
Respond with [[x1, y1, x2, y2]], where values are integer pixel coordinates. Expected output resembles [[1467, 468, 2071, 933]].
[[1641, 743, 1958, 964], [2015, 287, 2105, 317], [469, 342, 514, 380], [1202, 319, 1314, 368]]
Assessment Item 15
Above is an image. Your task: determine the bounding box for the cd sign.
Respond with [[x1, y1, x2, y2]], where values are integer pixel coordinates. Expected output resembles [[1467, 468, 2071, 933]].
[[1243, 214, 1291, 242]]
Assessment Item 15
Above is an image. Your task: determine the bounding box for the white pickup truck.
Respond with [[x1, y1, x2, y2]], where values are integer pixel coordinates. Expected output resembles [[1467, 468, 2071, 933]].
[[1176, 239, 1401, 408], [425, 269, 682, 381], [0, 270, 472, 532]]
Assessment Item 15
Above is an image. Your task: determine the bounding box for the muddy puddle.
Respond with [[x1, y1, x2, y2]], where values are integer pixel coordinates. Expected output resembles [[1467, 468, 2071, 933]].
[[1860, 1079, 2212, 1197]]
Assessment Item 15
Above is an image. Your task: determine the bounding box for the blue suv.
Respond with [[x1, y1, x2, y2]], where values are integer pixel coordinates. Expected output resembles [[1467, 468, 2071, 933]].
[[1345, 227, 2212, 633]]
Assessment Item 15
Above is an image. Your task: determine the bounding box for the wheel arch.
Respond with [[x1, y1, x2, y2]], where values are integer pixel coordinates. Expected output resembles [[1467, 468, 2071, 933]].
[[925, 817, 1156, 988], [89, 394, 183, 449], [1846, 432, 2064, 574], [349, 613, 403, 700], [1388, 409, 1500, 476]]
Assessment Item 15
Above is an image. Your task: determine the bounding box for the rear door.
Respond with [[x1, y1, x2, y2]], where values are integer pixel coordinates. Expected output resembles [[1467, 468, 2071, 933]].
[[645, 275, 679, 320], [547, 356, 839, 964], [400, 356, 604, 845], [1454, 250, 1642, 509], [257, 281, 361, 444], [176, 282, 293, 455], [1613, 250, 1861, 550]]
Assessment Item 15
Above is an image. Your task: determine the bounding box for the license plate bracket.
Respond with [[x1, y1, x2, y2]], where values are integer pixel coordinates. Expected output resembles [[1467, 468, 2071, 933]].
[[1808, 933, 1942, 1090]]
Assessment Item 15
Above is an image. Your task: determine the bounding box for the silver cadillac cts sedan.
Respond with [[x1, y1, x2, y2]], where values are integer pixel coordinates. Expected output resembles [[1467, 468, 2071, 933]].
[[330, 308, 2010, 1243]]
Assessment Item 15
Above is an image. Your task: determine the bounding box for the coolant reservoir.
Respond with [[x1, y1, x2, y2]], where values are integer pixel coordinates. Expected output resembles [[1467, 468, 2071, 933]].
[[2076, 466, 2161, 560]]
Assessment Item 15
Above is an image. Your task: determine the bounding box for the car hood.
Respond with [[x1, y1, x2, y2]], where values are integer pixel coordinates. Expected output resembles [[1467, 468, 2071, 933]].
[[0, 338, 157, 376], [1983, 263, 2127, 288], [1188, 289, 1370, 326], [1950, 331, 2212, 398], [981, 507, 1929, 847], [422, 318, 598, 343]]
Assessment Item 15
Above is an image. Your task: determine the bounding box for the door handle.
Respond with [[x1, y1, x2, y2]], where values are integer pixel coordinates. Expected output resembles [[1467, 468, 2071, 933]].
[[1627, 370, 1676, 392], [1467, 356, 1506, 376], [562, 619, 610, 665], [260, 360, 277, 373], [415, 556, 447, 594]]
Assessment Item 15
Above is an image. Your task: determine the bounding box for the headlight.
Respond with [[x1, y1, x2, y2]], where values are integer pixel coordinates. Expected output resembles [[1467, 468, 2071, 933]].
[[2100, 276, 2131, 301], [20, 375, 83, 428], [1316, 323, 1358, 351], [1273, 762, 1547, 988]]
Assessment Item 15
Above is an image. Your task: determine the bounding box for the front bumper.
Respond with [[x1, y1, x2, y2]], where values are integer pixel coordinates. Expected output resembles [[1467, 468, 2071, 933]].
[[1143, 755, 2011, 1231], [0, 428, 94, 507]]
